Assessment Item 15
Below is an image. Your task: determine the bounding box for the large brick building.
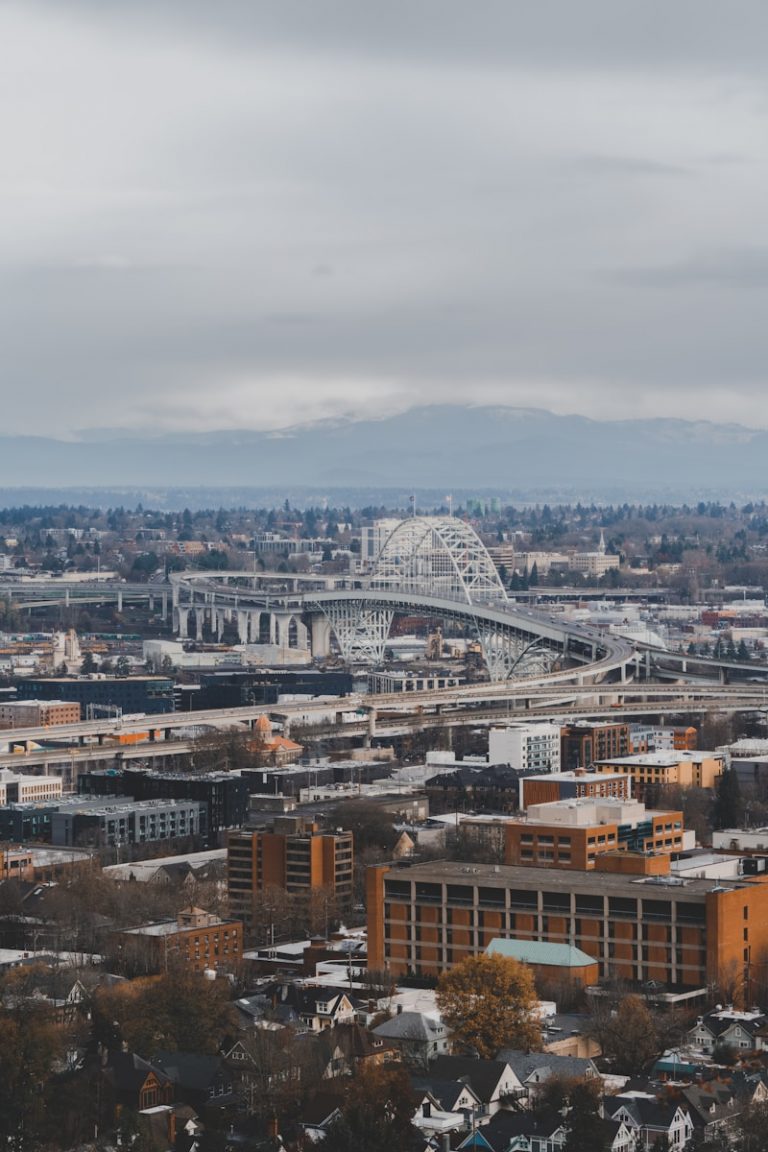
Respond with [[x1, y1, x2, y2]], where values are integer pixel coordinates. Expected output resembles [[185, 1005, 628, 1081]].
[[367, 858, 768, 992], [227, 817, 353, 930], [112, 905, 243, 975], [560, 722, 631, 772], [0, 700, 81, 729]]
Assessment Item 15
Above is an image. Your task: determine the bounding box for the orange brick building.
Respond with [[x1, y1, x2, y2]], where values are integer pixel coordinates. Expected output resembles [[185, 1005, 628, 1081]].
[[502, 798, 686, 870], [367, 858, 768, 996], [227, 817, 353, 930], [0, 700, 81, 729]]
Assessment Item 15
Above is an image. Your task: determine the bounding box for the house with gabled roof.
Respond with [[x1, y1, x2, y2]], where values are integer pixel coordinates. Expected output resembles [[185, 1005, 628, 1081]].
[[687, 1008, 768, 1054], [604, 1094, 694, 1150], [494, 1050, 599, 1100], [373, 1009, 450, 1066], [100, 1049, 174, 1118], [457, 1109, 568, 1152], [429, 1056, 527, 1117]]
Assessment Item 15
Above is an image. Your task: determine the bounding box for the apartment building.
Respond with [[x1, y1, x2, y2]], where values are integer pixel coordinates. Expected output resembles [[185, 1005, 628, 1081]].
[[489, 723, 561, 772], [50, 797, 206, 848], [501, 797, 687, 870], [113, 905, 243, 975], [227, 817, 353, 929], [560, 722, 631, 772], [367, 858, 768, 991], [594, 752, 724, 800]]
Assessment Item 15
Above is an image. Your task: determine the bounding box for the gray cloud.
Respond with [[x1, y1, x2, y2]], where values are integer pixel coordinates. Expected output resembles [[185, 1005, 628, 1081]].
[[2, 1, 768, 436]]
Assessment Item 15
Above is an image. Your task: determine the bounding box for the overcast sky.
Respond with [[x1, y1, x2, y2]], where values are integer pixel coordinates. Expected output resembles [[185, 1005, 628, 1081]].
[[2, 1, 768, 438]]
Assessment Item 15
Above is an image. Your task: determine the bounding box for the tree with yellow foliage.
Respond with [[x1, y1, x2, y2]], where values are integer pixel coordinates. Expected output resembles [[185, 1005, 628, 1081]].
[[436, 953, 540, 1059]]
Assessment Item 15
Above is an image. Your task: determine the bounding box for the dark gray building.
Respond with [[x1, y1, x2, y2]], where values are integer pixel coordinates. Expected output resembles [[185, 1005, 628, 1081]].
[[51, 797, 206, 848]]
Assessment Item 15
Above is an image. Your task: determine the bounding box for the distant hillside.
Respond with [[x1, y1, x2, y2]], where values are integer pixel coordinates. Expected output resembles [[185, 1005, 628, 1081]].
[[3, 406, 768, 501]]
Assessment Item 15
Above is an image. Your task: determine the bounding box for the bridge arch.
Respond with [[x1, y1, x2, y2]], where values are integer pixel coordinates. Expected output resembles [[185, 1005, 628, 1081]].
[[368, 516, 507, 606]]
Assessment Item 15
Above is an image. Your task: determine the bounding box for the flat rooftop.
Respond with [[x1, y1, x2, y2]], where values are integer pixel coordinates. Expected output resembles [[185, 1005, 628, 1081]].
[[522, 770, 629, 783], [595, 752, 722, 766], [384, 859, 756, 897]]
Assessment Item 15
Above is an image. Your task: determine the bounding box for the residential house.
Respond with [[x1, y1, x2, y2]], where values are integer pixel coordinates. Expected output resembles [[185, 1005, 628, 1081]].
[[604, 1094, 694, 1151], [429, 1056, 527, 1118], [687, 1009, 768, 1055], [373, 1009, 450, 1067], [495, 1051, 599, 1101], [100, 1050, 174, 1118], [456, 1109, 568, 1152], [152, 1051, 236, 1115]]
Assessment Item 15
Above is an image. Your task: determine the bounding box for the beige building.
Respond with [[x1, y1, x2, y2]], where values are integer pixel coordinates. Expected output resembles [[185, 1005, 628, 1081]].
[[0, 769, 63, 804], [594, 752, 724, 800], [569, 531, 620, 577]]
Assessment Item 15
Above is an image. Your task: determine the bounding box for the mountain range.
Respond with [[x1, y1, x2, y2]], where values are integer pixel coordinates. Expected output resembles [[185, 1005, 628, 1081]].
[[3, 406, 767, 505]]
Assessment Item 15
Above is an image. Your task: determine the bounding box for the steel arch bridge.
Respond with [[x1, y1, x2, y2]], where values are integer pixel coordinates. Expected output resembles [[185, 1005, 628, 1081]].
[[368, 516, 507, 605], [171, 517, 632, 682]]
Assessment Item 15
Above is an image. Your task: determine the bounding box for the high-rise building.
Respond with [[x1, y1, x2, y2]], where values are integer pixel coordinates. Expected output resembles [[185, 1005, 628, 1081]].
[[227, 817, 353, 929]]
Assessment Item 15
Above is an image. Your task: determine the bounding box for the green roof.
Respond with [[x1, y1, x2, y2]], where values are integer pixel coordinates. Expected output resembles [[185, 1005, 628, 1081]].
[[485, 938, 597, 968]]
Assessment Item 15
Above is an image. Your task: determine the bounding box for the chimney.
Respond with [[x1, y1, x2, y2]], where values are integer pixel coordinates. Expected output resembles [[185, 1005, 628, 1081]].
[[422, 1101, 431, 1118]]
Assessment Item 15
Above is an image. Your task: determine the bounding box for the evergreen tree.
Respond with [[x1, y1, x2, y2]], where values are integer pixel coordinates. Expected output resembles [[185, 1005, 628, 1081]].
[[713, 767, 742, 830]]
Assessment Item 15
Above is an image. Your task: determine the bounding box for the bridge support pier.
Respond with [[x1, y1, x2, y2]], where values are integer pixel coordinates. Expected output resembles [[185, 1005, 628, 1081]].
[[311, 615, 332, 659], [364, 708, 377, 748]]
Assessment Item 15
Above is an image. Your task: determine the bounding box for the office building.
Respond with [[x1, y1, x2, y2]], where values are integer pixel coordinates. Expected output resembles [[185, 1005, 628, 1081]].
[[500, 797, 688, 870], [0, 769, 63, 805], [19, 676, 175, 715]]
